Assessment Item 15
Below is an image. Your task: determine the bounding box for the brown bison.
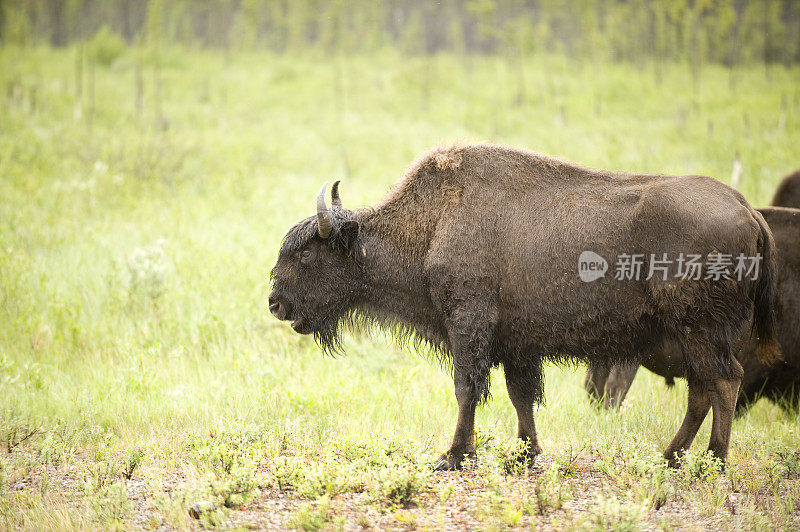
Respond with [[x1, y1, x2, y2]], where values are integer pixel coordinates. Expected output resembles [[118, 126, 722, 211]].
[[586, 207, 799, 414], [268, 143, 779, 469], [773, 169, 800, 209]]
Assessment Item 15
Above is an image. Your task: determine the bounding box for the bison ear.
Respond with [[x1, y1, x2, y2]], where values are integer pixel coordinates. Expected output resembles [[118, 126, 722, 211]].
[[339, 220, 360, 251]]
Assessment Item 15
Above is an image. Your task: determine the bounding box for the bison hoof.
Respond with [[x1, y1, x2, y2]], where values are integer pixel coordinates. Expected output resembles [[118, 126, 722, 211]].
[[664, 450, 727, 471], [515, 444, 541, 468], [433, 449, 475, 471], [664, 451, 682, 469]]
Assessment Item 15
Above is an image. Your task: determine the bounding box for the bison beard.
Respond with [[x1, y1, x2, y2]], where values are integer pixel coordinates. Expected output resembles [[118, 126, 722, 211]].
[[268, 143, 780, 470]]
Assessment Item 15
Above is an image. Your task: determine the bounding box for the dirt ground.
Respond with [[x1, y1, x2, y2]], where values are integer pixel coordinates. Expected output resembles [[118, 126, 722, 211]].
[[4, 448, 799, 531]]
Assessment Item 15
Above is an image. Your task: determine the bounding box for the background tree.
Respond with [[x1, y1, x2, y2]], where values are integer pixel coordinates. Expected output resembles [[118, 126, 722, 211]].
[[1, 0, 797, 68]]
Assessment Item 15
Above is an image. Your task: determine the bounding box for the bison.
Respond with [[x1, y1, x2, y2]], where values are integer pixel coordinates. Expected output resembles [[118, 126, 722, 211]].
[[268, 143, 779, 469], [772, 169, 800, 209], [585, 206, 799, 414]]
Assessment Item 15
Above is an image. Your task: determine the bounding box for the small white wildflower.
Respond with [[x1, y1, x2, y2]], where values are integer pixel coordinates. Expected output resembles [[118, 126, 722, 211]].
[[168, 345, 186, 359], [620, 399, 632, 413], [127, 240, 169, 301], [93, 160, 108, 174]]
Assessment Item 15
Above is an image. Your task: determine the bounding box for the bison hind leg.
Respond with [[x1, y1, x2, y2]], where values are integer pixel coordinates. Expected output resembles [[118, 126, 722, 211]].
[[664, 330, 744, 467], [503, 359, 544, 465], [706, 366, 743, 465], [663, 377, 712, 467], [603, 364, 638, 408], [584, 361, 610, 404]]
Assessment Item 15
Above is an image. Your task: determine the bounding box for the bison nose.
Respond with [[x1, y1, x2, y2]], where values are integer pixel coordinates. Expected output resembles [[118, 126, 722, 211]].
[[268, 294, 280, 315], [269, 299, 280, 315], [268, 293, 289, 320]]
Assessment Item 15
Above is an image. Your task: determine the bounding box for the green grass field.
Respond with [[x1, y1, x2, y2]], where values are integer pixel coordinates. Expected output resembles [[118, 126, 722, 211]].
[[1, 45, 800, 530]]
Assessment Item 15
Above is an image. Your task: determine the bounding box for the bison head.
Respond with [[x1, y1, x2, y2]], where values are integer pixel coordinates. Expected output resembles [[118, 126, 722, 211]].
[[268, 181, 362, 352]]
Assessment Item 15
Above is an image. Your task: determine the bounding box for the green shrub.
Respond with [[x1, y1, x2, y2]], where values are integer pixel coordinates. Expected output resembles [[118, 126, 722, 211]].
[[90, 482, 132, 530], [184, 422, 267, 476], [379, 467, 425, 508], [288, 496, 332, 531], [85, 459, 119, 493], [298, 464, 350, 499], [123, 446, 144, 480], [210, 467, 258, 509], [490, 437, 530, 475], [585, 492, 647, 531], [88, 26, 127, 67], [1, 414, 41, 453], [677, 450, 723, 483], [534, 464, 572, 515], [776, 448, 800, 478]]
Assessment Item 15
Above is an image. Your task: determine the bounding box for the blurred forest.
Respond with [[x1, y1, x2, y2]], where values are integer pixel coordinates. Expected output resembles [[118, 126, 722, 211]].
[[3, 0, 800, 66]]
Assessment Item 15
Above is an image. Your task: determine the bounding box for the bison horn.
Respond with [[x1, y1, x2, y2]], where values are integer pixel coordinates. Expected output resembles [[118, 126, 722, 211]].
[[331, 180, 342, 208], [316, 182, 333, 238]]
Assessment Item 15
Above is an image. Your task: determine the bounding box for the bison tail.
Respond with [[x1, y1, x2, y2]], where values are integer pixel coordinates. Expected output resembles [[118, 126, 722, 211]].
[[752, 209, 782, 365]]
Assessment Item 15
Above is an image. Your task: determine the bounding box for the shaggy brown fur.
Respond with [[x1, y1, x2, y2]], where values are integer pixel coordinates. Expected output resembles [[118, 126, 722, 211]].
[[772, 169, 800, 209], [586, 207, 800, 415], [269, 143, 779, 470]]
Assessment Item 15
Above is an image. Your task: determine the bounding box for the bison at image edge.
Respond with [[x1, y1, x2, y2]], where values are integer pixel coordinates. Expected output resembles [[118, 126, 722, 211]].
[[772, 168, 800, 210]]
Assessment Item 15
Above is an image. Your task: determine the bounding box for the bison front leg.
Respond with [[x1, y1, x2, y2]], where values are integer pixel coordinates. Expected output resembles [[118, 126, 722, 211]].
[[433, 367, 480, 471], [433, 314, 495, 471], [504, 361, 543, 464]]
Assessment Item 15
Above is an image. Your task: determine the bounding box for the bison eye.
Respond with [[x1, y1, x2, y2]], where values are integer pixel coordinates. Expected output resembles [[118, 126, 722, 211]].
[[300, 249, 313, 264]]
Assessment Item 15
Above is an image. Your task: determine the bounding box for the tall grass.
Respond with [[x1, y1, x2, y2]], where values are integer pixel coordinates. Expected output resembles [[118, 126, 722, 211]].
[[1, 45, 799, 529]]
